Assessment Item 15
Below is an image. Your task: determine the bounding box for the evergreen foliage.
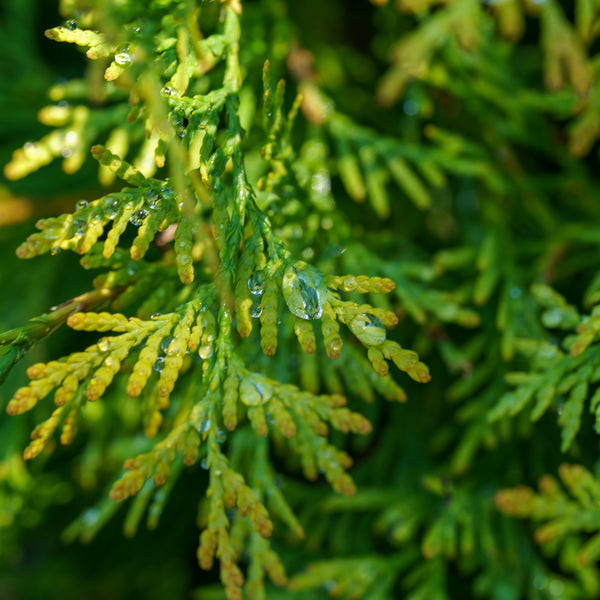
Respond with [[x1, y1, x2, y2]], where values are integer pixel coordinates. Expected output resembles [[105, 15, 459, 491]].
[[2, 0, 600, 598]]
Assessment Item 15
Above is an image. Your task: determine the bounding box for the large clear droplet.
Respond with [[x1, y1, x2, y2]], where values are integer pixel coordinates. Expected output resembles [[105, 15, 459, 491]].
[[349, 314, 387, 346], [282, 261, 327, 320]]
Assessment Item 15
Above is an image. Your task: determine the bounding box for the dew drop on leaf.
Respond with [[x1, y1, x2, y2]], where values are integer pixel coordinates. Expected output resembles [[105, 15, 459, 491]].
[[114, 45, 133, 66], [103, 197, 119, 219], [153, 356, 165, 372], [349, 314, 387, 346], [250, 302, 262, 318], [160, 336, 174, 353], [75, 199, 89, 211], [248, 270, 265, 295], [240, 377, 269, 406], [282, 261, 327, 320], [71, 218, 87, 236], [130, 208, 148, 226]]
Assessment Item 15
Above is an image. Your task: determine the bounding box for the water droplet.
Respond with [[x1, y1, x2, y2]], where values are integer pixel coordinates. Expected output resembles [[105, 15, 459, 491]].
[[71, 218, 86, 236], [82, 508, 100, 526], [50, 247, 62, 256], [75, 199, 89, 211], [542, 308, 563, 328], [403, 99, 419, 116], [248, 271, 266, 295], [240, 377, 270, 406], [150, 313, 160, 320], [282, 261, 327, 320], [200, 457, 210, 470], [509, 286, 522, 299], [130, 208, 148, 226], [97, 338, 110, 352], [198, 415, 212, 434], [114, 45, 133, 66], [103, 197, 119, 219], [161, 84, 176, 97], [250, 302, 262, 318], [302, 247, 314, 260], [349, 314, 387, 346], [199, 344, 213, 360], [145, 192, 161, 209], [65, 19, 78, 31], [160, 336, 174, 353], [153, 356, 165, 373]]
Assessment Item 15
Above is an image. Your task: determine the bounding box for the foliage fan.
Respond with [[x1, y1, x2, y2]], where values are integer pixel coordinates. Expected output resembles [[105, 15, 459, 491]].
[[5, 0, 600, 599]]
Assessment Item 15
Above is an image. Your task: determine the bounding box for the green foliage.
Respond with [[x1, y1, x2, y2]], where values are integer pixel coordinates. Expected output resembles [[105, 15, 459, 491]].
[[4, 0, 600, 599]]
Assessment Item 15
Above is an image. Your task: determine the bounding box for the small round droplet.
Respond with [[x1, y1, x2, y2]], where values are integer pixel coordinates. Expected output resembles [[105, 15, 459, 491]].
[[153, 356, 165, 372], [75, 199, 89, 211], [250, 303, 262, 318], [97, 338, 110, 352], [82, 508, 100, 525], [240, 378, 269, 406], [282, 261, 327, 320], [65, 19, 77, 31], [102, 196, 119, 219], [114, 45, 133, 66], [248, 271, 266, 295], [349, 314, 386, 346], [302, 247, 315, 260], [130, 208, 148, 226], [161, 85, 176, 97]]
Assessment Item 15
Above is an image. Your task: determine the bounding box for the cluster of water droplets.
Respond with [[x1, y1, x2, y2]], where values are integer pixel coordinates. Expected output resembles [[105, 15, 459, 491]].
[[281, 261, 327, 320], [248, 270, 266, 319]]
